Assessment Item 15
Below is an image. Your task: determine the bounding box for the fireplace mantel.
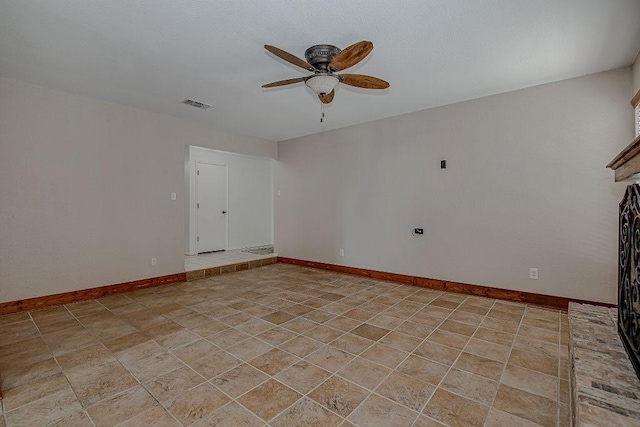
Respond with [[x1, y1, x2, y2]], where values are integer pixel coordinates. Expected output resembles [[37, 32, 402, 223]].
[[607, 134, 640, 181]]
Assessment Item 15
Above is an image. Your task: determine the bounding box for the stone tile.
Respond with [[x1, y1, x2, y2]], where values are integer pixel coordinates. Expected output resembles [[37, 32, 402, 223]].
[[262, 311, 295, 325], [343, 308, 374, 321], [438, 319, 477, 337], [368, 314, 405, 330], [271, 398, 343, 427], [87, 386, 156, 427], [360, 343, 409, 369], [440, 368, 498, 406], [127, 352, 184, 382], [484, 408, 541, 427], [350, 323, 390, 341], [423, 388, 489, 427], [249, 348, 300, 376], [166, 382, 231, 426], [4, 387, 82, 426], [394, 320, 436, 339], [453, 352, 504, 381], [2, 372, 70, 412], [190, 320, 229, 337], [143, 365, 205, 403], [375, 371, 435, 411], [474, 327, 515, 346], [308, 376, 369, 418], [518, 324, 559, 343], [192, 401, 263, 427], [120, 405, 180, 426], [324, 316, 362, 332], [448, 309, 485, 326], [280, 317, 317, 334], [238, 379, 301, 422], [412, 415, 448, 427], [236, 318, 274, 336], [493, 384, 557, 427], [508, 348, 557, 376], [464, 338, 511, 363], [1, 356, 61, 390], [481, 317, 520, 334], [197, 349, 244, 379], [47, 410, 94, 427], [347, 393, 418, 426], [275, 360, 330, 394], [227, 337, 274, 361], [211, 363, 269, 399], [329, 333, 373, 354], [302, 309, 335, 323], [413, 341, 460, 366], [487, 308, 523, 323], [255, 326, 298, 346], [306, 346, 355, 372], [521, 315, 559, 332], [502, 364, 558, 401], [337, 357, 391, 390], [380, 331, 422, 352], [66, 360, 138, 406], [279, 335, 324, 358], [286, 304, 315, 316], [397, 355, 449, 385], [513, 335, 559, 358], [427, 329, 470, 350], [207, 328, 251, 349], [304, 325, 344, 344]]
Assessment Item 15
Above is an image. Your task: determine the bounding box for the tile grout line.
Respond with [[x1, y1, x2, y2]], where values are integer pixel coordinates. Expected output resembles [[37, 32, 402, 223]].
[[483, 303, 528, 426]]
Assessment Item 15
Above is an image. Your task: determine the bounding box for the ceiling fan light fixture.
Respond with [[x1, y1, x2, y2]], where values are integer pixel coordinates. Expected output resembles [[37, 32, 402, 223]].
[[305, 74, 340, 95]]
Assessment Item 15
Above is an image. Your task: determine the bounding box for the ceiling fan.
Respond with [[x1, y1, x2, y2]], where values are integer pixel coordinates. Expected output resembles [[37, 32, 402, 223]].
[[262, 41, 389, 104]]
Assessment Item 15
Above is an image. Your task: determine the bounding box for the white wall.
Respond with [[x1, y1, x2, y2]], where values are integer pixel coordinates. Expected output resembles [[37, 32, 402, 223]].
[[186, 146, 273, 254], [633, 51, 640, 95], [0, 78, 276, 303], [275, 68, 632, 304]]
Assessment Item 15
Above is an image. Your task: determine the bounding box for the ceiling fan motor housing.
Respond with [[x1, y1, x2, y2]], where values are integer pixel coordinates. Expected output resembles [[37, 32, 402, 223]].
[[304, 45, 341, 72]]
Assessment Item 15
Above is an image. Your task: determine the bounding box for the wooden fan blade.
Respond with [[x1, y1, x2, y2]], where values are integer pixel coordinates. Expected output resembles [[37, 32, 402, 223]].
[[340, 74, 389, 89], [264, 45, 314, 71], [262, 77, 305, 88], [319, 90, 334, 104], [329, 41, 373, 71]]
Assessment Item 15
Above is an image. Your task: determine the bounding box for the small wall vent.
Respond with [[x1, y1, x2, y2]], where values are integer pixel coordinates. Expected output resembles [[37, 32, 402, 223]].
[[182, 99, 212, 110]]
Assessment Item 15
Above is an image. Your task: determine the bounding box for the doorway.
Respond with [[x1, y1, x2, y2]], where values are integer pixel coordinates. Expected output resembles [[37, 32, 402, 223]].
[[196, 162, 228, 253]]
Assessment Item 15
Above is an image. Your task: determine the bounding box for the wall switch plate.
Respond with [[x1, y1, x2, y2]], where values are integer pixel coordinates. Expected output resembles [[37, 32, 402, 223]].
[[151, 258, 157, 266], [529, 268, 538, 280], [171, 192, 176, 200], [277, 189, 281, 196], [339, 249, 344, 257], [441, 160, 447, 169]]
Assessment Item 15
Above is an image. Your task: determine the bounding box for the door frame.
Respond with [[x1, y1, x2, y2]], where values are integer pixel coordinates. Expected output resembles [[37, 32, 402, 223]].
[[195, 161, 229, 254]]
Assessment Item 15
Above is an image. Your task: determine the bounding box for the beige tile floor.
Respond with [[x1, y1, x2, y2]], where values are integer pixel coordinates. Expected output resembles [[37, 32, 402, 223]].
[[185, 249, 277, 272], [0, 263, 570, 426]]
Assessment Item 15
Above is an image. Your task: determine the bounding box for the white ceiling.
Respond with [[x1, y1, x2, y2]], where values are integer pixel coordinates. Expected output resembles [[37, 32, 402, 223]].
[[1, 1, 639, 142]]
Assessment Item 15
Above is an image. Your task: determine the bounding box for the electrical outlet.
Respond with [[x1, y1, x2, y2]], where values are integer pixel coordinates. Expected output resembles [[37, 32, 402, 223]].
[[413, 228, 424, 235], [529, 268, 538, 280], [171, 192, 176, 200], [151, 258, 157, 267], [339, 249, 344, 257], [277, 189, 281, 196]]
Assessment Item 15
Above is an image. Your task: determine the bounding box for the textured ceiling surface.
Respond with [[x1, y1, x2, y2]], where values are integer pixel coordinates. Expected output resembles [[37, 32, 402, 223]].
[[1, 0, 639, 141]]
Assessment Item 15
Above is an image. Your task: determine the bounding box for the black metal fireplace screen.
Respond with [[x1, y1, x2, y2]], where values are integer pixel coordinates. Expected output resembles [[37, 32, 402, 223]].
[[619, 184, 640, 379]]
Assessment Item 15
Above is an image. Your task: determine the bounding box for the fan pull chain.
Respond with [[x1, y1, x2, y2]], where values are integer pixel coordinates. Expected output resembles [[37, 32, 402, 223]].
[[320, 103, 325, 123]]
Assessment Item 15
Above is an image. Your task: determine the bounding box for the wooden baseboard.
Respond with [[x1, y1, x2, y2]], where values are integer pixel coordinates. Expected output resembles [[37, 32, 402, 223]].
[[277, 257, 615, 310], [0, 272, 186, 316]]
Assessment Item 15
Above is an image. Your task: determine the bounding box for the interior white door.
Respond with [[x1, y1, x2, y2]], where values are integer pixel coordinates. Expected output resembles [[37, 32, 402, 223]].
[[196, 163, 228, 253]]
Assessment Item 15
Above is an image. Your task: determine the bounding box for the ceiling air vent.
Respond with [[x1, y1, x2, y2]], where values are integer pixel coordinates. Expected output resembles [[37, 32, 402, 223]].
[[182, 99, 212, 110]]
